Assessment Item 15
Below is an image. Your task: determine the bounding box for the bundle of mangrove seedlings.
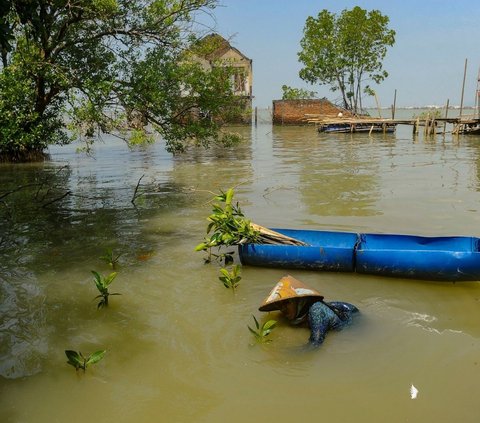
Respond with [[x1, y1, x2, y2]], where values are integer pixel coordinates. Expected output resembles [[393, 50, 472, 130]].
[[195, 188, 306, 263]]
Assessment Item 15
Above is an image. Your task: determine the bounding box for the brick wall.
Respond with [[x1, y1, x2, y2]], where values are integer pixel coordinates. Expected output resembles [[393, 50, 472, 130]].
[[272, 99, 349, 124]]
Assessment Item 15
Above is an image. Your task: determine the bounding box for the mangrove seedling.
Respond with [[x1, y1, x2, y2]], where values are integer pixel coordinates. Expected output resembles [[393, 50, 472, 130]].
[[195, 188, 306, 264], [195, 188, 259, 264], [218, 264, 242, 291], [65, 350, 106, 372], [99, 248, 123, 269], [248, 315, 277, 344], [91, 270, 121, 309]]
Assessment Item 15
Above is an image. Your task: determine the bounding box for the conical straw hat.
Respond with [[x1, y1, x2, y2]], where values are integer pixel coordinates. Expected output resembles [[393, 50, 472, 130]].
[[259, 275, 323, 312]]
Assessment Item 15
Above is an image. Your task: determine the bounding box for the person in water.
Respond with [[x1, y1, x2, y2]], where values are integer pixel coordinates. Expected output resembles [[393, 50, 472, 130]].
[[259, 275, 359, 347]]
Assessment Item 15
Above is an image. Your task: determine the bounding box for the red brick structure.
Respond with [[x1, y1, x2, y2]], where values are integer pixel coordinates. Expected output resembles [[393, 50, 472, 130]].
[[272, 99, 351, 124]]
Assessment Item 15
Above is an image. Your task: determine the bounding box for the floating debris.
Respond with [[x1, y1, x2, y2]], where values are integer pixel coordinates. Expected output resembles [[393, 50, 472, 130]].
[[410, 384, 419, 399]]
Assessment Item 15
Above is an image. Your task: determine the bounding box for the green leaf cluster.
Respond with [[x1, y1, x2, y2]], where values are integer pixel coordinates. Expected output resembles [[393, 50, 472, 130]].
[[195, 188, 259, 264], [91, 270, 121, 308], [0, 1, 242, 161], [0, 44, 67, 161], [281, 85, 317, 100], [65, 350, 106, 371], [99, 248, 123, 270], [248, 315, 277, 344], [218, 264, 241, 291], [298, 6, 395, 114]]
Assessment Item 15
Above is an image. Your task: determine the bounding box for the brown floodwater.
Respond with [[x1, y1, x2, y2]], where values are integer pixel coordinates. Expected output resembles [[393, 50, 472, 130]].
[[1, 109, 480, 422]]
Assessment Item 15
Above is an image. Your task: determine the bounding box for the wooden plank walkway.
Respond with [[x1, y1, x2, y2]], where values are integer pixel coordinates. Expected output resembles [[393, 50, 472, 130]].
[[305, 114, 480, 135]]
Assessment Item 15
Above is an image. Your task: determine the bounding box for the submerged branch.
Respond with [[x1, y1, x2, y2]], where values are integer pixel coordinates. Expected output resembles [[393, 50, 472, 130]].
[[41, 190, 72, 208], [131, 174, 145, 205]]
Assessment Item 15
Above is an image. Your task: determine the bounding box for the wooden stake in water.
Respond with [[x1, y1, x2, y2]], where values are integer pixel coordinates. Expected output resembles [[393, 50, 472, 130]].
[[459, 58, 468, 118], [443, 99, 449, 134]]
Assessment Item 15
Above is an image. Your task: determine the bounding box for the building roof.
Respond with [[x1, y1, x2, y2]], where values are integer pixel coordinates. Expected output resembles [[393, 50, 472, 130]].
[[196, 33, 251, 63]]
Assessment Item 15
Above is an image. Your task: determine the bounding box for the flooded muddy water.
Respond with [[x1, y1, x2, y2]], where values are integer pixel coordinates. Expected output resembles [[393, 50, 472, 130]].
[[1, 110, 480, 422]]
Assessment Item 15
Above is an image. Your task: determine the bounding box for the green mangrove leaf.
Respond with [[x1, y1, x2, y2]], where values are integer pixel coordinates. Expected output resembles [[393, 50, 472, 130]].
[[262, 320, 277, 332], [219, 268, 230, 278], [194, 242, 208, 251], [252, 315, 260, 330], [65, 350, 84, 370], [86, 350, 106, 365], [104, 272, 117, 286], [225, 188, 234, 206], [248, 325, 261, 338]]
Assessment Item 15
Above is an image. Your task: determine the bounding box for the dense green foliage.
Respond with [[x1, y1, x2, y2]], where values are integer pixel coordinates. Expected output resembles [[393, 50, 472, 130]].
[[298, 6, 395, 114], [281, 85, 317, 100], [195, 188, 259, 264], [0, 1, 240, 161]]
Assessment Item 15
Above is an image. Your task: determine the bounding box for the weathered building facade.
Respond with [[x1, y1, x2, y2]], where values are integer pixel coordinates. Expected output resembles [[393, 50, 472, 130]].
[[194, 34, 253, 122]]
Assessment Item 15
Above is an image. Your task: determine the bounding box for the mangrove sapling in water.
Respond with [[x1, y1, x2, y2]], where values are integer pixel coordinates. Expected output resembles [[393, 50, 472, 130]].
[[195, 188, 307, 264], [91, 270, 121, 309], [218, 264, 242, 291], [99, 248, 123, 270], [65, 350, 106, 372], [195, 188, 259, 264], [248, 315, 277, 344]]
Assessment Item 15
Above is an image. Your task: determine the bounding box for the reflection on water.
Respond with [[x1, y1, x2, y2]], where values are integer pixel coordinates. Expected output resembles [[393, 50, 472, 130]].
[[2, 111, 480, 422], [0, 269, 47, 378]]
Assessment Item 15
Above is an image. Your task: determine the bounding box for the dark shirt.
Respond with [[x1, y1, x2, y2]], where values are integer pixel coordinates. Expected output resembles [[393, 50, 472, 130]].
[[307, 301, 358, 347]]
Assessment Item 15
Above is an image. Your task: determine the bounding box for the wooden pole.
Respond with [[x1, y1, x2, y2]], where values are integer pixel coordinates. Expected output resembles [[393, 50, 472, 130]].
[[459, 58, 468, 118], [374, 92, 382, 118], [249, 223, 307, 246], [254, 106, 258, 126], [392, 89, 397, 119], [443, 99, 449, 134], [475, 67, 480, 120]]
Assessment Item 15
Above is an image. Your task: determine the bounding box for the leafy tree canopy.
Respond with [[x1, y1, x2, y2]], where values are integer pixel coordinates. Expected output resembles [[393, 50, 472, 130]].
[[298, 6, 395, 114], [0, 0, 241, 161], [281, 85, 317, 100]]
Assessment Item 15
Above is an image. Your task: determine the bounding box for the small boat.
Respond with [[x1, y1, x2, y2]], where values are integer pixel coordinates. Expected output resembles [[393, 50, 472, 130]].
[[238, 228, 480, 281], [462, 124, 480, 135], [318, 123, 396, 134]]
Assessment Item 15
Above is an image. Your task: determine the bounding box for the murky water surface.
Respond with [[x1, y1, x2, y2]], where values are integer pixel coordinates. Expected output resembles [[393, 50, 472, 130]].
[[1, 110, 480, 422]]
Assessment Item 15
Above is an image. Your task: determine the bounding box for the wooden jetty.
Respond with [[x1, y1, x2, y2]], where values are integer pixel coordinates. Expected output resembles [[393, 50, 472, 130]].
[[305, 114, 480, 136]]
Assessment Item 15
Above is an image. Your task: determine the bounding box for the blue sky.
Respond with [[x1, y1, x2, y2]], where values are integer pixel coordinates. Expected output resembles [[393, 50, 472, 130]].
[[201, 0, 480, 108]]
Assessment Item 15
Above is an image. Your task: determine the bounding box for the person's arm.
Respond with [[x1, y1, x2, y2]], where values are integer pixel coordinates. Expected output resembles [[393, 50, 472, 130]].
[[326, 301, 358, 327], [307, 302, 331, 347]]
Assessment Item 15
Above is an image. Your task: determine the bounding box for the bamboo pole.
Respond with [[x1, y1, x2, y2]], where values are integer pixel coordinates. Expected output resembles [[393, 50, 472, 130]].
[[413, 118, 419, 135], [374, 92, 382, 118], [249, 223, 308, 246], [392, 89, 397, 119], [475, 67, 480, 120], [459, 58, 468, 118], [443, 99, 449, 134]]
